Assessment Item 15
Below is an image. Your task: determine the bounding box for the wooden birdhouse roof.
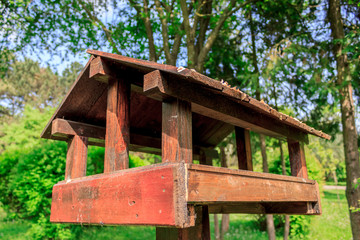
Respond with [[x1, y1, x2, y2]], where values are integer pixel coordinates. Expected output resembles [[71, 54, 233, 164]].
[[41, 50, 330, 154]]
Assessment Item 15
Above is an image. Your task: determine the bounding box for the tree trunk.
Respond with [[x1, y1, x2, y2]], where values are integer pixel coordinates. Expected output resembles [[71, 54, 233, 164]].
[[219, 146, 230, 240], [221, 214, 230, 240], [249, 3, 276, 237], [328, 0, 360, 238], [279, 140, 290, 240], [214, 214, 220, 240], [260, 134, 276, 240]]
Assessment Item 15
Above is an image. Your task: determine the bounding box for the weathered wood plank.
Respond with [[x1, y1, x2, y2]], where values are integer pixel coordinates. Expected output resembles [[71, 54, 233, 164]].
[[235, 127, 253, 171], [187, 165, 318, 203], [288, 140, 308, 179], [89, 56, 112, 83], [51, 163, 195, 227], [143, 70, 309, 143], [51, 119, 218, 159], [104, 77, 131, 172], [52, 118, 105, 140], [162, 99, 192, 163], [65, 135, 88, 180], [207, 202, 320, 215]]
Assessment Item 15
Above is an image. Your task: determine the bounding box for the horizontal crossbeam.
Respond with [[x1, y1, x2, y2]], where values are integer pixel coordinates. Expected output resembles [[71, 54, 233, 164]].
[[50, 163, 320, 226], [51, 118, 218, 159], [143, 70, 309, 143]]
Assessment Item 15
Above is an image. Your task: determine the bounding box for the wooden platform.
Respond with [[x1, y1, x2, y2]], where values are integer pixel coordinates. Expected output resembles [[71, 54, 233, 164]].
[[50, 163, 321, 227]]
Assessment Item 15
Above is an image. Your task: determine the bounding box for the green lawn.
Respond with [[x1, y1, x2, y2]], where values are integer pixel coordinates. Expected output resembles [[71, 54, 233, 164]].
[[0, 189, 352, 239]]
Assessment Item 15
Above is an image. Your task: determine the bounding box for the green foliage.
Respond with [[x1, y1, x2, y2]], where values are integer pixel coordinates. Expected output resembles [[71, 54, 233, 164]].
[[0, 105, 156, 239], [0, 57, 81, 118]]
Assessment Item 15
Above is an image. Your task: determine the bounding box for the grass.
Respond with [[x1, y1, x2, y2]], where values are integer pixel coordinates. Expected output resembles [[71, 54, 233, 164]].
[[0, 206, 30, 240], [0, 189, 352, 239]]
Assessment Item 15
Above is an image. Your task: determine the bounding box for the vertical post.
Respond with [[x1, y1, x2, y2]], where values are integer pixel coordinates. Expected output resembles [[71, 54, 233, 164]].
[[156, 206, 209, 240], [235, 127, 253, 171], [162, 99, 192, 163], [287, 139, 319, 213], [199, 151, 212, 165], [65, 135, 88, 180], [104, 77, 130, 173], [287, 139, 308, 178], [158, 98, 210, 240]]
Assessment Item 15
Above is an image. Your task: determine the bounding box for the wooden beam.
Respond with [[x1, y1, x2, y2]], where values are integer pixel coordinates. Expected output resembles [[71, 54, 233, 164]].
[[235, 127, 253, 171], [287, 140, 308, 179], [51, 163, 195, 227], [144, 70, 309, 143], [104, 77, 130, 172], [89, 56, 112, 83], [186, 164, 318, 203], [65, 135, 88, 180], [156, 206, 210, 240], [52, 162, 321, 226], [51, 119, 218, 159], [162, 99, 192, 163]]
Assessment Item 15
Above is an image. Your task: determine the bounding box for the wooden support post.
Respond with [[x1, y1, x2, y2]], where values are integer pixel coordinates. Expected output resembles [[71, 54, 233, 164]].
[[156, 206, 210, 240], [287, 140, 320, 213], [235, 127, 253, 171], [287, 140, 308, 179], [162, 99, 192, 163], [199, 151, 212, 165], [65, 135, 88, 180], [104, 77, 130, 173], [158, 98, 210, 239]]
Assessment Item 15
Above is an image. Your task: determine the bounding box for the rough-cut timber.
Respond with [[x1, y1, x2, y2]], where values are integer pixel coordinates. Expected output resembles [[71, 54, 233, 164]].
[[144, 70, 309, 143], [51, 163, 195, 227], [162, 99, 192, 163], [156, 206, 210, 240], [87, 50, 330, 140], [51, 163, 321, 226], [104, 77, 130, 172], [235, 127, 253, 170], [288, 140, 308, 179], [50, 118, 218, 159], [65, 135, 88, 180]]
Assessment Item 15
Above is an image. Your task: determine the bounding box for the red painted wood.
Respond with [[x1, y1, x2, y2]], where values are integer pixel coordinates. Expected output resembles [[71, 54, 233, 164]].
[[65, 135, 88, 180], [51, 164, 178, 226], [235, 127, 253, 171], [287, 140, 308, 179], [162, 99, 192, 163], [104, 77, 130, 172]]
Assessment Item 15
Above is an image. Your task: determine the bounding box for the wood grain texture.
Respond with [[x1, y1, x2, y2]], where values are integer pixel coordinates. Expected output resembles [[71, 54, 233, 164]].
[[143, 70, 309, 143], [50, 118, 218, 159], [65, 135, 88, 180], [89, 56, 112, 83], [162, 99, 192, 163], [235, 127, 253, 171], [88, 50, 329, 140], [104, 77, 130, 172], [51, 163, 195, 227], [185, 164, 320, 215], [187, 164, 318, 203], [287, 140, 308, 179], [52, 118, 105, 140]]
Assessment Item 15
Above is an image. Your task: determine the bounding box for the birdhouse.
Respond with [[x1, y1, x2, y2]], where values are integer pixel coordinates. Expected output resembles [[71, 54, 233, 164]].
[[41, 50, 330, 239]]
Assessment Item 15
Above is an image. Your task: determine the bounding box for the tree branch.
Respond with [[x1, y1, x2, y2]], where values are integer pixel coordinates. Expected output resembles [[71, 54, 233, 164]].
[[196, 0, 212, 60], [180, 0, 196, 68], [129, 0, 157, 61], [79, 0, 120, 54], [171, 22, 184, 65], [196, 0, 257, 72], [154, 0, 173, 64]]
